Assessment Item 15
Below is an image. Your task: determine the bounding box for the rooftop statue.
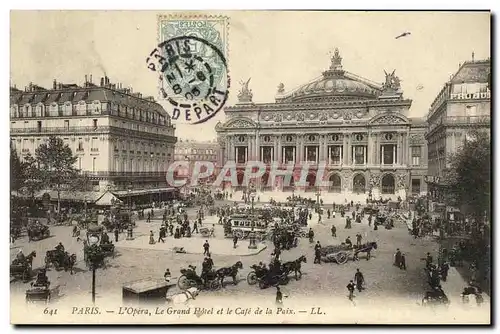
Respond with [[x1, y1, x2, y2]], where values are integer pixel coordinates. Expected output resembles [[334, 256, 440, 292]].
[[383, 70, 401, 91], [277, 83, 285, 94], [237, 78, 253, 103]]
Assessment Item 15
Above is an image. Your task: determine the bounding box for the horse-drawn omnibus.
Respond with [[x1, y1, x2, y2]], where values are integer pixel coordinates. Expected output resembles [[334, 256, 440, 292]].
[[223, 214, 270, 240]]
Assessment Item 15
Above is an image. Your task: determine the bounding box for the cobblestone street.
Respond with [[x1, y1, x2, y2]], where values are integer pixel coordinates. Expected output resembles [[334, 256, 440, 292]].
[[10, 204, 490, 323]]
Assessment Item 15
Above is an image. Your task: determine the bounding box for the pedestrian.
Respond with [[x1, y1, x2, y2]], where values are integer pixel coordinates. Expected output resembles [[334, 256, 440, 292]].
[[158, 226, 166, 243], [276, 286, 283, 306], [114, 228, 119, 243], [314, 245, 322, 264], [308, 228, 314, 243], [368, 215, 372, 227], [147, 212, 151, 223], [149, 230, 156, 244], [210, 224, 216, 237], [394, 248, 402, 267], [345, 236, 352, 248], [203, 240, 210, 255], [327, 209, 331, 219], [331, 225, 337, 237], [164, 269, 171, 282], [356, 233, 362, 247], [233, 235, 238, 248], [193, 221, 199, 234], [400, 253, 407, 270], [332, 210, 336, 218], [440, 262, 449, 281], [347, 280, 355, 301], [354, 268, 365, 292]]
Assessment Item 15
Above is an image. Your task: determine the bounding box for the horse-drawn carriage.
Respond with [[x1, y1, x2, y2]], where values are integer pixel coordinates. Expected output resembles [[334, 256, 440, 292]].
[[320, 244, 351, 264], [422, 286, 450, 307], [320, 242, 378, 264], [224, 214, 269, 240], [177, 266, 220, 291], [26, 272, 51, 304], [178, 261, 244, 291], [27, 221, 50, 241], [10, 251, 36, 282], [247, 255, 307, 289]]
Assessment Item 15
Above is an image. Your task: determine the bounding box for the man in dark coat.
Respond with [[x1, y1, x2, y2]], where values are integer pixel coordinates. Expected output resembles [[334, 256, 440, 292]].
[[331, 225, 337, 237], [394, 248, 402, 267], [193, 221, 199, 234], [354, 268, 365, 292], [345, 236, 352, 248], [314, 243, 322, 264], [233, 235, 238, 248], [347, 280, 355, 300], [158, 226, 166, 243], [114, 228, 119, 243], [203, 240, 210, 255]]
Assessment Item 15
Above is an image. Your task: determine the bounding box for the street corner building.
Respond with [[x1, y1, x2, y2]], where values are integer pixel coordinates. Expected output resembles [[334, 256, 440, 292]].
[[10, 76, 178, 205], [424, 57, 491, 209], [215, 48, 428, 201]]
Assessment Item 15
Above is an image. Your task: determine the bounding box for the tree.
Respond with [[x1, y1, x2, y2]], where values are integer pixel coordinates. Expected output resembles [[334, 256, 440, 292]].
[[10, 144, 24, 192], [447, 130, 491, 221], [21, 153, 44, 204], [35, 136, 80, 213]]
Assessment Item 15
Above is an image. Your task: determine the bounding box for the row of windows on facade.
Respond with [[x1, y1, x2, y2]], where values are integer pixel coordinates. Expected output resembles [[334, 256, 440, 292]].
[[10, 101, 170, 126], [452, 83, 489, 95], [13, 137, 172, 157], [176, 148, 217, 155], [238, 133, 399, 144], [73, 157, 168, 173], [174, 154, 217, 161], [14, 116, 170, 135], [232, 145, 422, 165]]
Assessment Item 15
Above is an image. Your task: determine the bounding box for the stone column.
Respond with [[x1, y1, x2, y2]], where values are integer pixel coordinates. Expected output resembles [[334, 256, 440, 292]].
[[298, 136, 303, 163], [374, 133, 379, 165], [367, 132, 372, 165], [277, 135, 282, 163], [255, 135, 260, 161], [345, 134, 351, 165], [273, 137, 278, 162]]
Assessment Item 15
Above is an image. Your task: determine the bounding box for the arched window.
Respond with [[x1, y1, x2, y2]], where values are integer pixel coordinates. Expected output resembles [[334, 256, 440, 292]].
[[328, 174, 342, 193], [381, 174, 395, 194], [353, 174, 366, 194]]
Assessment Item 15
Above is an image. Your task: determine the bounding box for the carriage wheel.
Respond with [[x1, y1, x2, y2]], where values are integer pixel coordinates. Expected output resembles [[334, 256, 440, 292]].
[[258, 280, 267, 289], [210, 280, 221, 290], [233, 230, 243, 239], [336, 252, 348, 264], [247, 272, 258, 285], [177, 275, 190, 290]]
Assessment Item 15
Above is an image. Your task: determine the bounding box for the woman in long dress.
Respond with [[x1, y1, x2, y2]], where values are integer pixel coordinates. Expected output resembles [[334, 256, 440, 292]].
[[149, 230, 156, 244]]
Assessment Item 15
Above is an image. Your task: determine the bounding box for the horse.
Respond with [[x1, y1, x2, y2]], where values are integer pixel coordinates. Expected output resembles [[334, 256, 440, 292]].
[[422, 286, 449, 307], [282, 255, 307, 280], [216, 261, 243, 288], [353, 242, 377, 261], [61, 253, 77, 275], [22, 251, 37, 268], [166, 287, 199, 305]]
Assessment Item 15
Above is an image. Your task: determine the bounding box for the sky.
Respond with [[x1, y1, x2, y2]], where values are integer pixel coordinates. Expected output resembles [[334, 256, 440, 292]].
[[10, 11, 490, 141]]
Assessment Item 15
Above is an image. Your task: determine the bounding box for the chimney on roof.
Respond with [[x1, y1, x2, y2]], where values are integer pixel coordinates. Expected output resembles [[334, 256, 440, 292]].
[[53, 79, 57, 90], [85, 75, 88, 84], [90, 74, 93, 83], [105, 76, 109, 85], [100, 77, 104, 87]]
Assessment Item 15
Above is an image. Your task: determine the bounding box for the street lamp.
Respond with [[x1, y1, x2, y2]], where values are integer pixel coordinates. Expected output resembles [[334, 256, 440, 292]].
[[315, 187, 321, 213], [86, 232, 102, 304]]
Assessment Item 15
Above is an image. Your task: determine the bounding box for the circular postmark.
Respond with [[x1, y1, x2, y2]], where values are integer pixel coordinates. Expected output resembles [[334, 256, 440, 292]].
[[146, 35, 230, 125]]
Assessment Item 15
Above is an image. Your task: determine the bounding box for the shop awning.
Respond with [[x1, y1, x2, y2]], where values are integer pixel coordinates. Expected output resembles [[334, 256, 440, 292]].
[[112, 187, 176, 197], [95, 191, 123, 206]]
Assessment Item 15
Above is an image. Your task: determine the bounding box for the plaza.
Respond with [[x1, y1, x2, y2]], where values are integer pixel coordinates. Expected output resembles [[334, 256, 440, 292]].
[[9, 198, 489, 324]]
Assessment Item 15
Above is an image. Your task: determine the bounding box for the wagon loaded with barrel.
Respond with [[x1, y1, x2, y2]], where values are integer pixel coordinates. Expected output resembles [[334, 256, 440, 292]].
[[319, 244, 351, 264]]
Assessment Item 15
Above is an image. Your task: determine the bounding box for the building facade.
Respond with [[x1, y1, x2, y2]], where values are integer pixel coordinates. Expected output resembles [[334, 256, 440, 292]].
[[10, 76, 177, 201], [425, 57, 491, 201], [174, 140, 219, 164], [216, 48, 428, 199]]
